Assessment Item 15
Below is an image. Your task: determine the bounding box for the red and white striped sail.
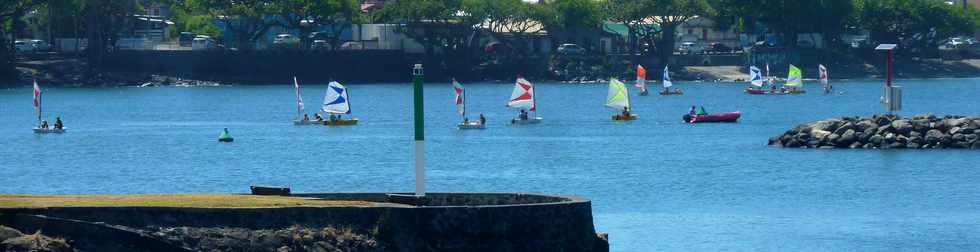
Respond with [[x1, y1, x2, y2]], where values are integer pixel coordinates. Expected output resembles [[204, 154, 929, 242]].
[[33, 79, 41, 109], [635, 65, 647, 92], [508, 77, 535, 111], [452, 79, 465, 116]]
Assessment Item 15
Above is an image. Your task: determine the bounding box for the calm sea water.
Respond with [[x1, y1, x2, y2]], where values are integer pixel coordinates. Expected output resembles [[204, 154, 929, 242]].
[[2, 79, 980, 251]]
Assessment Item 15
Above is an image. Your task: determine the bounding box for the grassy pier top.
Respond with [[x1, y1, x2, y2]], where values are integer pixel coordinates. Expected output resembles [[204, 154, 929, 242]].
[[0, 194, 371, 208]]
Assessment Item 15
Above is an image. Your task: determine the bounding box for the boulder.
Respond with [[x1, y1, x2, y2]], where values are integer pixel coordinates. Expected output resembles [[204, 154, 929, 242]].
[[952, 141, 970, 149], [950, 127, 962, 135], [811, 130, 832, 141], [953, 133, 966, 142], [909, 131, 922, 138], [896, 135, 909, 144], [785, 139, 801, 148], [869, 135, 884, 145], [849, 142, 863, 149], [960, 127, 976, 134], [887, 142, 906, 149], [827, 134, 841, 145], [944, 118, 969, 128], [834, 122, 856, 135], [907, 142, 921, 149], [908, 136, 924, 145], [925, 129, 945, 144], [862, 143, 875, 149], [856, 120, 877, 131], [810, 120, 841, 133], [966, 134, 979, 143], [806, 140, 821, 148], [838, 129, 857, 146], [863, 127, 878, 140], [891, 119, 913, 135]]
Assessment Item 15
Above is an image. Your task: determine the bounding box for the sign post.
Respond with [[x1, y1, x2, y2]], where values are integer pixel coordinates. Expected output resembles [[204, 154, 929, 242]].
[[875, 44, 901, 114], [412, 64, 425, 197]]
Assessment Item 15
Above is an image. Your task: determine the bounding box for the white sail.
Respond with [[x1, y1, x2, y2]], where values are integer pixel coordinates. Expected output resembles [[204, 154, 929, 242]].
[[507, 77, 535, 110], [662, 65, 673, 88], [294, 77, 304, 117], [322, 81, 351, 114], [750, 66, 764, 87], [606, 78, 630, 110], [453, 79, 465, 116]]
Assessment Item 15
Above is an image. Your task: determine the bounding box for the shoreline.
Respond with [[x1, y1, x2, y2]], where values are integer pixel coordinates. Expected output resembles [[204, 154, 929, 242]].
[[6, 57, 980, 87]]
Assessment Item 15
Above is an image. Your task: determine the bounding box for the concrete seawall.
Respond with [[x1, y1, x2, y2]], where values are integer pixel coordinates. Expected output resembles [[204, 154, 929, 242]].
[[0, 192, 608, 251]]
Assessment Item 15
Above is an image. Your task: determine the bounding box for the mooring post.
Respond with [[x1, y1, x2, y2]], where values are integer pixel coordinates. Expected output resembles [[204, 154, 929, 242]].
[[875, 44, 900, 114], [412, 64, 425, 197]]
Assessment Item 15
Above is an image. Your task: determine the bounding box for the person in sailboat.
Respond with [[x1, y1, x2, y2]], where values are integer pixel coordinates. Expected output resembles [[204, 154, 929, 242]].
[[303, 113, 311, 122], [464, 117, 470, 124], [479, 113, 486, 125], [40, 120, 49, 129], [622, 107, 632, 118], [519, 109, 528, 120], [689, 106, 698, 116], [54, 117, 63, 130], [315, 113, 323, 121]]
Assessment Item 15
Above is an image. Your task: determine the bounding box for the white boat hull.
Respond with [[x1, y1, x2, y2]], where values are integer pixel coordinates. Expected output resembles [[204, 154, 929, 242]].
[[293, 119, 324, 125], [511, 117, 543, 125], [33, 127, 66, 134], [458, 121, 486, 129]]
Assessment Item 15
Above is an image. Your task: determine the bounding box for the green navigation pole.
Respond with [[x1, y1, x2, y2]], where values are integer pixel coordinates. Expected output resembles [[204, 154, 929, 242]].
[[412, 64, 425, 197]]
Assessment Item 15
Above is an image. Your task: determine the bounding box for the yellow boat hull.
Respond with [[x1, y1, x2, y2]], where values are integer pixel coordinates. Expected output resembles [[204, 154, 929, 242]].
[[612, 114, 638, 121], [324, 119, 359, 126]]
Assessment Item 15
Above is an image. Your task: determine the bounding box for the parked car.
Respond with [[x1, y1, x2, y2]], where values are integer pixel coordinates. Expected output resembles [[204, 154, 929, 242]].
[[311, 40, 331, 51], [340, 41, 363, 50], [29, 40, 52, 52], [14, 40, 34, 54], [557, 43, 585, 55], [273, 34, 299, 48], [707, 42, 732, 53], [192, 35, 216, 50], [678, 42, 705, 54], [179, 32, 195, 47]]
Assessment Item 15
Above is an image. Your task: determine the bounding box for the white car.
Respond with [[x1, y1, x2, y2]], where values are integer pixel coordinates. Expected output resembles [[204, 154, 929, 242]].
[[679, 42, 705, 54], [14, 40, 34, 53], [192, 36, 216, 50], [273, 34, 299, 48], [30, 40, 52, 52]]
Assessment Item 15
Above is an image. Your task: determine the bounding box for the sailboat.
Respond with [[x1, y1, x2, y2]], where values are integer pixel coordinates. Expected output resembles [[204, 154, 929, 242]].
[[819, 64, 832, 94], [745, 66, 768, 94], [785, 64, 805, 94], [508, 77, 542, 124], [453, 79, 485, 129], [659, 65, 683, 95], [607, 78, 637, 121], [322, 81, 358, 126], [31, 79, 65, 134], [636, 65, 648, 96], [292, 77, 321, 125]]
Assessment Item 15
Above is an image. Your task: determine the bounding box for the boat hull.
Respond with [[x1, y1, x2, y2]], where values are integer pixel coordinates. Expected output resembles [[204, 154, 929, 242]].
[[683, 112, 741, 123], [745, 88, 804, 95], [32, 128, 66, 134], [324, 119, 359, 126], [293, 119, 324, 125], [458, 121, 485, 129], [511, 117, 543, 125], [612, 114, 638, 121]]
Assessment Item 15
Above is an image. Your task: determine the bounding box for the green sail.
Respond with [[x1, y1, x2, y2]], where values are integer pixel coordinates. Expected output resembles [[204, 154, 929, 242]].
[[785, 65, 803, 87]]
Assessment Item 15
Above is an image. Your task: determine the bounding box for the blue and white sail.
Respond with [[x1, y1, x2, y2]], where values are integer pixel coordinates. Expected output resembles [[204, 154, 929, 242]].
[[749, 66, 764, 87], [323, 81, 351, 114], [662, 65, 673, 88]]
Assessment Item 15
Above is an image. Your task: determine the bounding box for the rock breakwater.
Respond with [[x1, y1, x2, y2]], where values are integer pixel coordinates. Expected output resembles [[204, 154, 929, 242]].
[[769, 114, 980, 149]]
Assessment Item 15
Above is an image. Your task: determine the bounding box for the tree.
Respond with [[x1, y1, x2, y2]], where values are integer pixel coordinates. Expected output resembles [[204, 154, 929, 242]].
[[271, 0, 359, 50], [603, 0, 660, 67], [83, 0, 141, 74], [0, 0, 37, 83], [537, 0, 603, 45], [184, 0, 276, 50], [647, 0, 712, 67], [855, 0, 979, 55], [378, 0, 482, 75], [464, 0, 545, 59]]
